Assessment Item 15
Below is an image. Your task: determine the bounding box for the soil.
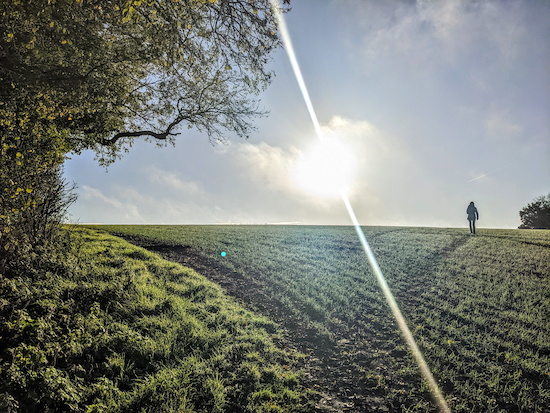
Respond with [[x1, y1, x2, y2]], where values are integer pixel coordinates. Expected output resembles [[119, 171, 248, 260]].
[[114, 233, 414, 412]]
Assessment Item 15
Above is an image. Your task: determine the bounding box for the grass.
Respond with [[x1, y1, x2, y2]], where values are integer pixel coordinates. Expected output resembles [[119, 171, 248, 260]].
[[0, 227, 314, 413], [91, 225, 550, 412]]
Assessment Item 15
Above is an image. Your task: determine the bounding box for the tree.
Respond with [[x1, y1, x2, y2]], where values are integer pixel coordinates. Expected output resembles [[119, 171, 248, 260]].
[[1, 0, 290, 165], [1, 0, 290, 254], [518, 193, 550, 229]]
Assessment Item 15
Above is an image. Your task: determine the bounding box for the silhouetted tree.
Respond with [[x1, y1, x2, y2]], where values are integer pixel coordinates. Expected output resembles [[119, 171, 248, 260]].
[[518, 194, 550, 229]]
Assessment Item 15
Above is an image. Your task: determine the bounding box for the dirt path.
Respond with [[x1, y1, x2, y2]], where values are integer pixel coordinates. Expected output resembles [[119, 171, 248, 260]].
[[114, 233, 394, 412], [113, 233, 469, 412]]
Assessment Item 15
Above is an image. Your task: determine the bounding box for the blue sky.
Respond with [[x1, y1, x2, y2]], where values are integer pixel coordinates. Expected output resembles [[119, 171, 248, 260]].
[[64, 0, 549, 228]]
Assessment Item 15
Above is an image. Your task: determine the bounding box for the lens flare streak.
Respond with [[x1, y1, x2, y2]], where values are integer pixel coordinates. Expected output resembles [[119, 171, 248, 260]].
[[270, 1, 451, 411], [271, 0, 323, 140], [342, 194, 450, 413]]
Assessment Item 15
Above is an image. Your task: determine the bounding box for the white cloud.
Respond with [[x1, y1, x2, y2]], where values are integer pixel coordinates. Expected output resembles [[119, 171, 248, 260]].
[[78, 184, 225, 224], [321, 116, 392, 158], [147, 166, 203, 195], [350, 0, 530, 74], [80, 186, 145, 222], [81, 186, 123, 209], [229, 141, 301, 194], [223, 116, 395, 200], [214, 115, 416, 225]]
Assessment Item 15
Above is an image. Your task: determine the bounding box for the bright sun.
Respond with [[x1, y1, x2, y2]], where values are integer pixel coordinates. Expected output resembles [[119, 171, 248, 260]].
[[292, 137, 357, 197]]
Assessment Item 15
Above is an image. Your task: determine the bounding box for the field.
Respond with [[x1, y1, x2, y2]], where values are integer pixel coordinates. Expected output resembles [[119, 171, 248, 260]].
[[90, 225, 550, 412], [0, 228, 314, 413]]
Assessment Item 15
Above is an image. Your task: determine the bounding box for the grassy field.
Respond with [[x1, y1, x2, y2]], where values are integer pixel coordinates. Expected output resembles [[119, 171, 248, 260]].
[[0, 228, 313, 413], [91, 225, 550, 412]]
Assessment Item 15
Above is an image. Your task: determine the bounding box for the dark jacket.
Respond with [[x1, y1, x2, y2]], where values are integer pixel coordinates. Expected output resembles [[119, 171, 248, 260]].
[[467, 204, 479, 220]]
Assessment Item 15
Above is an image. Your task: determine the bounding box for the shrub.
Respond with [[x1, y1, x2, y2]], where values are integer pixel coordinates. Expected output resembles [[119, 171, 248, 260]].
[[519, 193, 550, 229]]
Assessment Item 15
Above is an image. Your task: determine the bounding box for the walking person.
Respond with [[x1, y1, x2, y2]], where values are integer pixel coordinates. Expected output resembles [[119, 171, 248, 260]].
[[467, 201, 479, 234]]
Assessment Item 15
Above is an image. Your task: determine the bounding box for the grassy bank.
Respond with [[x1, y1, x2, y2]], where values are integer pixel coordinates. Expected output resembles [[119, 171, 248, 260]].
[[0, 227, 313, 413], [93, 225, 550, 412]]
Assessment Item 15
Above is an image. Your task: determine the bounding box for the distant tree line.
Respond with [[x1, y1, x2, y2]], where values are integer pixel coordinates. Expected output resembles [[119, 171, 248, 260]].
[[519, 193, 550, 229]]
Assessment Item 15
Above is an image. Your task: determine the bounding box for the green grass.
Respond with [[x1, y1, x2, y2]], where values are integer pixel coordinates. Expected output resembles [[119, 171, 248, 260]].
[[0, 227, 314, 413], [91, 225, 550, 412]]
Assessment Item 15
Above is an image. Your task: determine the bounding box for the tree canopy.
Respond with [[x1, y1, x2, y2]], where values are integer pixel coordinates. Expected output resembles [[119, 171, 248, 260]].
[[1, 0, 289, 254], [1, 0, 289, 164], [519, 193, 550, 229]]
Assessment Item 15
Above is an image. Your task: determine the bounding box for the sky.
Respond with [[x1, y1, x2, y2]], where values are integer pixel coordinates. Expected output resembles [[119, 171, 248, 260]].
[[64, 0, 550, 228]]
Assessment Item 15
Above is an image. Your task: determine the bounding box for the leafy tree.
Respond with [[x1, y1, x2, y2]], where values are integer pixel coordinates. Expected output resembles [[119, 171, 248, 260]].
[[518, 193, 550, 229], [1, 0, 289, 164], [1, 0, 289, 254]]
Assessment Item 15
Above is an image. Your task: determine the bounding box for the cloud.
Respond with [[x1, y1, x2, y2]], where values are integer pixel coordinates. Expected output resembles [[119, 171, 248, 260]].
[[485, 104, 523, 140], [147, 166, 204, 195], [228, 141, 301, 195], [223, 116, 394, 198], [78, 184, 228, 224], [321, 116, 392, 158], [213, 115, 416, 226], [80, 186, 145, 222], [348, 0, 531, 75]]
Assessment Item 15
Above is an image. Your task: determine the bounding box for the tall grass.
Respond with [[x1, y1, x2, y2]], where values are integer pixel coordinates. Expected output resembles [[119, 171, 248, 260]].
[[0, 227, 314, 413]]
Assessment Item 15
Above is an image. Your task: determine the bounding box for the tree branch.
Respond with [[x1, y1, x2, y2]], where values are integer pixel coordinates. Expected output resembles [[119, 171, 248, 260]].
[[100, 129, 181, 145], [100, 108, 189, 146]]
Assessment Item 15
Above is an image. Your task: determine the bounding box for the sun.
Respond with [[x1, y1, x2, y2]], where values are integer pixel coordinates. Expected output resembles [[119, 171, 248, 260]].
[[292, 137, 357, 197]]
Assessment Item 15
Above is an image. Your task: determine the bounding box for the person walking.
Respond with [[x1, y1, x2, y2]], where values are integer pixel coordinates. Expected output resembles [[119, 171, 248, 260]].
[[467, 201, 479, 234]]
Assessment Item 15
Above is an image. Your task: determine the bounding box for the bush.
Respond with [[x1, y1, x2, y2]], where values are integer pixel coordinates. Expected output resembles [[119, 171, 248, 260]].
[[1, 108, 76, 266], [0, 164, 77, 278], [519, 193, 550, 229]]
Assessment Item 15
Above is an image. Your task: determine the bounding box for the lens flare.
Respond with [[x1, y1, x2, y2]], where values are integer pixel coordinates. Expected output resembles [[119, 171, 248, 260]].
[[270, 1, 451, 411]]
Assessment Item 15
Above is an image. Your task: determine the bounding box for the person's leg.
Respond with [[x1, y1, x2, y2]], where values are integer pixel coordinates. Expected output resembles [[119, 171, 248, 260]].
[[469, 220, 473, 233], [472, 219, 476, 234]]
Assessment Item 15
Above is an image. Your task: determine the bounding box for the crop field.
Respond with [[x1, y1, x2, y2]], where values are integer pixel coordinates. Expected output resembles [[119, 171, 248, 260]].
[[91, 225, 550, 413]]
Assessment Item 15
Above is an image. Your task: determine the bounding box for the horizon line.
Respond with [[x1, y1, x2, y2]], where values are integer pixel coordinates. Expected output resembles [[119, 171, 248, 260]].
[[71, 222, 521, 229]]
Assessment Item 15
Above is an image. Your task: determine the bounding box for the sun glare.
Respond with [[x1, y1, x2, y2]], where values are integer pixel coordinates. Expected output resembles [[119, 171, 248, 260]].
[[292, 137, 357, 197], [272, 2, 451, 411]]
